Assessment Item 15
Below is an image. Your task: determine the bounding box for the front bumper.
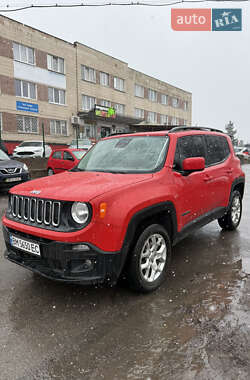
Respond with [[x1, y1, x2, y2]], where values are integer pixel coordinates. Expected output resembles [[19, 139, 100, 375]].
[[3, 225, 123, 285]]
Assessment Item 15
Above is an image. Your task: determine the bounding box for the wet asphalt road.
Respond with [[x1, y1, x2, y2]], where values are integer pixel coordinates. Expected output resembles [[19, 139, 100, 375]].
[[0, 166, 250, 380]]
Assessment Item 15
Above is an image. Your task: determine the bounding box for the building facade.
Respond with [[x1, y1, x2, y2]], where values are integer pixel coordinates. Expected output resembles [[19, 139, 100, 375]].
[[0, 15, 192, 151]]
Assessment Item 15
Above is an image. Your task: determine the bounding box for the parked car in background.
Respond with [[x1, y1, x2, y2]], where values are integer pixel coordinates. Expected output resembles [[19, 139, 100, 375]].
[[0, 149, 30, 190], [47, 148, 87, 175], [69, 139, 93, 150], [12, 141, 52, 158], [234, 146, 250, 161]]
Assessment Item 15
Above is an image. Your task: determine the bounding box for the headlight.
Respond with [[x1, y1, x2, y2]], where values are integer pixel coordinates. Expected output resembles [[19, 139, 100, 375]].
[[71, 202, 89, 224], [22, 164, 29, 172]]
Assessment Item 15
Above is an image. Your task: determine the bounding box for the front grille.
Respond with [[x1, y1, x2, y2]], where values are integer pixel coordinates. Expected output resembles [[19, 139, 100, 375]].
[[0, 167, 21, 175], [10, 195, 61, 228]]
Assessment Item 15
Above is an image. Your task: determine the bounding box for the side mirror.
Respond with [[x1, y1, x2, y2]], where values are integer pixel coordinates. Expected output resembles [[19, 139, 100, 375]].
[[182, 157, 205, 172]]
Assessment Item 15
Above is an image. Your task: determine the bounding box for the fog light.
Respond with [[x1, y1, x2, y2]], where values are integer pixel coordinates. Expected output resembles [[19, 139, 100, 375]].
[[83, 259, 93, 270], [72, 244, 90, 251]]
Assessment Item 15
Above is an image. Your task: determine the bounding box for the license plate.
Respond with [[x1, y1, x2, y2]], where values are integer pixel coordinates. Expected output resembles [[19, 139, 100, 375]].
[[10, 235, 40, 256], [5, 177, 21, 183]]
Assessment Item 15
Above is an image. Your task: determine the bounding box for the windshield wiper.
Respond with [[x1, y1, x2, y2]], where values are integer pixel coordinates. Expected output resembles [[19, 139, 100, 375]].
[[70, 167, 85, 172]]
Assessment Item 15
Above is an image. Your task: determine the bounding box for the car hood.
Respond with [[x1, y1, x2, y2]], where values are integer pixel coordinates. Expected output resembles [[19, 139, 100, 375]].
[[0, 159, 24, 169], [10, 171, 153, 201]]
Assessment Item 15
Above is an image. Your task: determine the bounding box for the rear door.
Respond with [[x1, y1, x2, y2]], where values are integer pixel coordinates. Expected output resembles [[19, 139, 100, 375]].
[[204, 135, 232, 210]]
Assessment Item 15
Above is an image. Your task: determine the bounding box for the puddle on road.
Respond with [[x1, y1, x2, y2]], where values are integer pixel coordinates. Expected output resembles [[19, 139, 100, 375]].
[[242, 257, 250, 274]]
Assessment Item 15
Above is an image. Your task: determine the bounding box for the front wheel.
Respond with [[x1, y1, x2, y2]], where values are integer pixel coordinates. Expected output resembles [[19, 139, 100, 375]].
[[47, 168, 54, 176], [218, 190, 242, 230], [127, 224, 172, 293]]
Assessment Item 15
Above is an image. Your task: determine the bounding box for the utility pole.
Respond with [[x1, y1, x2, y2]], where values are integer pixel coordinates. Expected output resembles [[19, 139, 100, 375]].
[[42, 122, 45, 158]]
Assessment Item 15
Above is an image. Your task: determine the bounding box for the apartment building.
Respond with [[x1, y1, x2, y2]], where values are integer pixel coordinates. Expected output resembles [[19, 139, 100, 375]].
[[0, 15, 192, 151]]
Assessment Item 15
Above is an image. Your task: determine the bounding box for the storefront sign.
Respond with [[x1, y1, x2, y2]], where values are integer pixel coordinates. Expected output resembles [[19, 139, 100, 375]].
[[94, 105, 116, 118]]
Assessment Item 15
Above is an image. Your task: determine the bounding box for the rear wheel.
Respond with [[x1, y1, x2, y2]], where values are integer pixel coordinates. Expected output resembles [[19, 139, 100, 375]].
[[47, 168, 54, 176], [127, 224, 172, 293], [218, 190, 242, 230]]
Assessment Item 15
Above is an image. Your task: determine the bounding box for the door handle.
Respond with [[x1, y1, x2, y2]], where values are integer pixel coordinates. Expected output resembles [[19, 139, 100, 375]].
[[226, 169, 233, 174], [204, 175, 213, 182]]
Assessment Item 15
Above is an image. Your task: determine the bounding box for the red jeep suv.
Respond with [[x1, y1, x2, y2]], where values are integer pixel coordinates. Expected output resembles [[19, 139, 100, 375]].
[[3, 127, 245, 292]]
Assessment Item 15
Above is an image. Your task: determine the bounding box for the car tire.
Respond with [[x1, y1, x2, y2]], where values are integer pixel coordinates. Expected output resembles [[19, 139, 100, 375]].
[[127, 224, 172, 293], [47, 168, 54, 176], [218, 190, 242, 231]]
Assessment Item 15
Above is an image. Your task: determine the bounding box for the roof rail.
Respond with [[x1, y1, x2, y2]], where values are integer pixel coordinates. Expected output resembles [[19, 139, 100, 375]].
[[169, 126, 225, 134]]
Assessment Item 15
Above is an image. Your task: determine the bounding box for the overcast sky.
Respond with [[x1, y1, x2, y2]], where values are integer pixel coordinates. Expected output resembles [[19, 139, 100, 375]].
[[1, 1, 249, 143]]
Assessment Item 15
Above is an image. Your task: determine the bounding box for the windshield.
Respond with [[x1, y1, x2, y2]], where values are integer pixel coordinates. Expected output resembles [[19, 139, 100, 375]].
[[19, 142, 42, 147], [76, 136, 169, 173], [0, 150, 10, 161], [72, 150, 87, 160]]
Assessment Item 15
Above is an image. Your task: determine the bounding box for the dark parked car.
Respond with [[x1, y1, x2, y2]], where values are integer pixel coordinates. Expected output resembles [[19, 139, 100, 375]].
[[0, 149, 30, 190], [0, 141, 9, 155]]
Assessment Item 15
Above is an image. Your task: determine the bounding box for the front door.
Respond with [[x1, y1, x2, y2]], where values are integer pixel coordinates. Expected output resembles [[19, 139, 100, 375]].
[[172, 135, 207, 230]]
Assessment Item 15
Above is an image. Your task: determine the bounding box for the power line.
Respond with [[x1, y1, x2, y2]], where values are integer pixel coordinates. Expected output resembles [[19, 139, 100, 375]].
[[0, 0, 249, 13]]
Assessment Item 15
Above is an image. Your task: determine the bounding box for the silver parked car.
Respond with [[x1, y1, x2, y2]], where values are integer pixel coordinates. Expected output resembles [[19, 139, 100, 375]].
[[69, 139, 93, 150]]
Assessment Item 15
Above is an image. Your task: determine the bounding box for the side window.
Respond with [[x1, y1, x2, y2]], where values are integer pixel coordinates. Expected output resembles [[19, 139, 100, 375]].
[[52, 151, 61, 159], [63, 151, 74, 161], [173, 135, 205, 171], [205, 136, 229, 166]]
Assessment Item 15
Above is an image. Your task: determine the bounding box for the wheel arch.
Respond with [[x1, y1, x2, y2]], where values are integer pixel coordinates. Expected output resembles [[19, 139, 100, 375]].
[[119, 202, 177, 273], [229, 177, 245, 208]]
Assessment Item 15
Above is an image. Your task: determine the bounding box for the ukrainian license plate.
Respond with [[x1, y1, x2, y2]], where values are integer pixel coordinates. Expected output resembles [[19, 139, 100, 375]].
[[5, 177, 21, 183], [10, 235, 41, 256]]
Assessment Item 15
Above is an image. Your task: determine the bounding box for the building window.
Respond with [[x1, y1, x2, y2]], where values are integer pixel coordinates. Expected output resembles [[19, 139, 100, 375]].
[[134, 84, 144, 98], [161, 94, 168, 105], [114, 103, 125, 115], [81, 65, 96, 83], [160, 114, 168, 125], [82, 95, 96, 111], [50, 120, 67, 136], [183, 101, 188, 110], [148, 89, 157, 102], [100, 72, 109, 86], [171, 117, 179, 125], [13, 42, 35, 65], [147, 111, 157, 123], [48, 87, 65, 105], [15, 79, 36, 100], [172, 97, 179, 108], [135, 108, 144, 119], [16, 115, 38, 134], [114, 77, 125, 91], [47, 54, 64, 74], [100, 99, 111, 107]]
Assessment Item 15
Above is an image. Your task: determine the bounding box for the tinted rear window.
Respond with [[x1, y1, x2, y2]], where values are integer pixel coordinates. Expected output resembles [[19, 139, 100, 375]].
[[205, 136, 230, 165]]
